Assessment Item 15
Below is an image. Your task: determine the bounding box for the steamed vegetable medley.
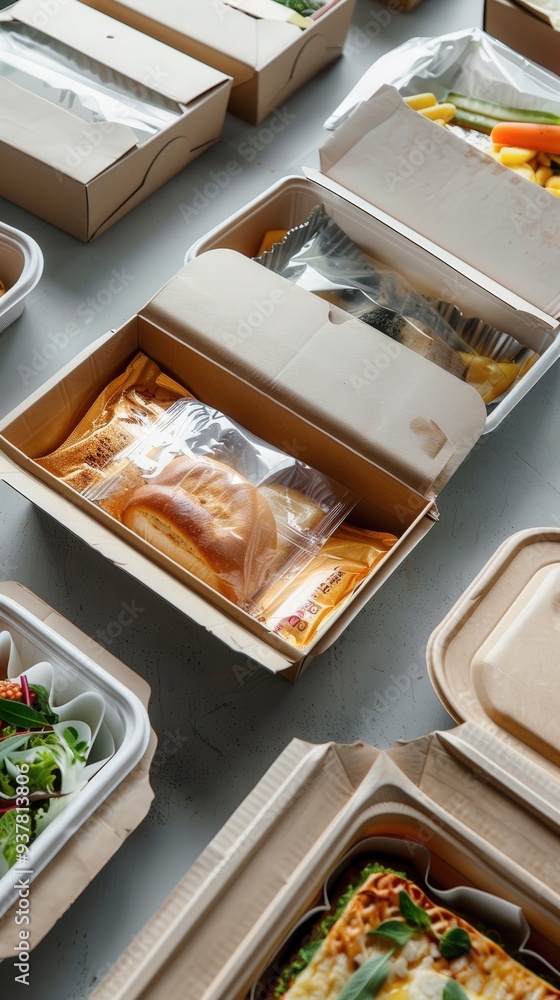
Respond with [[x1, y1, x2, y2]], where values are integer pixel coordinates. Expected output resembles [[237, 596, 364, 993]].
[[404, 92, 560, 195], [0, 677, 91, 873]]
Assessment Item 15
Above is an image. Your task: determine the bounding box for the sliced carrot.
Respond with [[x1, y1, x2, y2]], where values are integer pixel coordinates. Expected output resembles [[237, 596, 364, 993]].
[[490, 122, 560, 154]]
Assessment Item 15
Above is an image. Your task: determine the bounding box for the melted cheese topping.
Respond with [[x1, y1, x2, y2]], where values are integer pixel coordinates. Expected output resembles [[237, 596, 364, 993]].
[[279, 872, 559, 1000]]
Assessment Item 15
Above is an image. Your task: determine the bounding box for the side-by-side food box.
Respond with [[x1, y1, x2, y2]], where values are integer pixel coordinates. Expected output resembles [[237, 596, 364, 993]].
[[0, 0, 231, 240], [0, 246, 492, 680], [88, 527, 560, 1000], [75, 0, 356, 124], [0, 581, 155, 957], [485, 0, 560, 78]]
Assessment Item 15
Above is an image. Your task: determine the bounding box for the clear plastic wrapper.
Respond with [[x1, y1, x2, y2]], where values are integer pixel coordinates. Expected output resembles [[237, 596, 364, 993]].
[[257, 206, 535, 405], [83, 395, 358, 609], [256, 524, 398, 648], [0, 22, 181, 140], [325, 28, 560, 133], [38, 355, 358, 612]]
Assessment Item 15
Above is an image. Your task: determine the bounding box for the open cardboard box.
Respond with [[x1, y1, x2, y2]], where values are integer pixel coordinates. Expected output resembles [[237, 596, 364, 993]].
[[0, 581, 156, 958], [0, 246, 495, 680], [75, 0, 356, 124], [485, 0, 560, 77], [0, 0, 231, 241], [187, 85, 560, 435], [88, 527, 560, 1000]]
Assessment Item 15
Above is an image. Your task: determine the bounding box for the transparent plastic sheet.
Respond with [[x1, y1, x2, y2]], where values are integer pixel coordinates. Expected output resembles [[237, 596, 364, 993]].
[[78, 390, 358, 612], [256, 524, 398, 648], [256, 206, 536, 406], [325, 28, 560, 133], [0, 22, 181, 140]]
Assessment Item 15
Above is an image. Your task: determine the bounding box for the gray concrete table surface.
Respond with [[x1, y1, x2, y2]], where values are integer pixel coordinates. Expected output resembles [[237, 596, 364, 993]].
[[5, 0, 558, 996]]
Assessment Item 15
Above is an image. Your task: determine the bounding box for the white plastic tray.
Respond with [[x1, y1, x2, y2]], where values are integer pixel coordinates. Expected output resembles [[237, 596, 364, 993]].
[[0, 221, 43, 333], [0, 595, 150, 919]]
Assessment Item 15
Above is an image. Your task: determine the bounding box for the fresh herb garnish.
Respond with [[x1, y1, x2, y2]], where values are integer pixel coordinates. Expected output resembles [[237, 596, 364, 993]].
[[63, 726, 89, 764], [337, 949, 394, 1000], [443, 981, 469, 1000], [0, 771, 16, 797], [369, 919, 415, 947], [0, 698, 51, 731], [439, 927, 473, 959], [398, 890, 432, 930], [29, 684, 59, 725], [26, 751, 60, 795]]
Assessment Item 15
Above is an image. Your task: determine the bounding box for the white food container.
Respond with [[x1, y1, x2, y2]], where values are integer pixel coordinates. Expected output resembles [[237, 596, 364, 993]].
[[90, 526, 560, 1000], [0, 221, 43, 334], [0, 582, 155, 957]]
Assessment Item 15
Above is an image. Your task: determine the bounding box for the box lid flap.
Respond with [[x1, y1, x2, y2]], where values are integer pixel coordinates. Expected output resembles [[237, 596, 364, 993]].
[[77, 0, 303, 80], [0, 76, 138, 182], [8, 0, 230, 105], [319, 85, 560, 317], [141, 250, 487, 499], [427, 526, 560, 779], [513, 0, 560, 28]]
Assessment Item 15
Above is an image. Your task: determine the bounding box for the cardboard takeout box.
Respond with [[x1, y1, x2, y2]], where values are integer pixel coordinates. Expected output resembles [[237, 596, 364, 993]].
[[87, 527, 560, 1000], [75, 0, 356, 124], [0, 0, 231, 240], [485, 0, 560, 77], [0, 582, 156, 956]]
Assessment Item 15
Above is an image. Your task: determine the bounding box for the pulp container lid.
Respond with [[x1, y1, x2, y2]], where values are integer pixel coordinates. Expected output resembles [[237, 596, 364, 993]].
[[427, 527, 560, 773]]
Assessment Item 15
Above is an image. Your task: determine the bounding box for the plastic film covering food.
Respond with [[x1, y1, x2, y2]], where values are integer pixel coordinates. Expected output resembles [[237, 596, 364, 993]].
[[0, 22, 181, 140], [37, 355, 358, 612], [257, 206, 539, 407], [325, 28, 560, 134], [36, 353, 193, 495], [258, 837, 560, 1000], [256, 524, 397, 648]]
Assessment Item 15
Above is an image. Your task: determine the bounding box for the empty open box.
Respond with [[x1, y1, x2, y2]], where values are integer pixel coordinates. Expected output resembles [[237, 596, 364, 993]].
[[75, 0, 356, 124], [88, 527, 560, 1000], [0, 0, 231, 240], [0, 582, 155, 957]]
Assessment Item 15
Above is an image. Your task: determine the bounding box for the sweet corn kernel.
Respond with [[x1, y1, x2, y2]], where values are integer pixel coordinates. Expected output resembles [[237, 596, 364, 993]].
[[512, 165, 536, 182], [536, 166, 554, 186], [499, 146, 538, 166], [545, 175, 560, 190], [418, 103, 456, 123], [403, 93, 437, 110]]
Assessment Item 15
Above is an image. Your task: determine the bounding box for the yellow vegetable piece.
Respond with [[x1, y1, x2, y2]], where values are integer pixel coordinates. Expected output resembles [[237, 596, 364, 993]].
[[536, 166, 553, 186], [511, 164, 536, 182], [257, 229, 289, 255], [433, 119, 447, 127], [498, 146, 538, 166], [418, 102, 456, 123], [459, 353, 520, 404], [490, 143, 503, 152], [519, 353, 539, 378], [547, 187, 560, 197], [403, 93, 437, 110], [545, 175, 560, 190]]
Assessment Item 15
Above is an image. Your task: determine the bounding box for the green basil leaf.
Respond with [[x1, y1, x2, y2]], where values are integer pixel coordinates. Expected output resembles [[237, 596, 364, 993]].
[[337, 950, 394, 1000], [439, 928, 472, 960], [443, 980, 469, 1000], [398, 890, 432, 930], [368, 920, 415, 947], [0, 698, 49, 731]]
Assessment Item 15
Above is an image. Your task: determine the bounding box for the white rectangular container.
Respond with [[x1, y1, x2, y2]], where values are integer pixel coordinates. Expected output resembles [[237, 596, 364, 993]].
[[0, 221, 43, 334]]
